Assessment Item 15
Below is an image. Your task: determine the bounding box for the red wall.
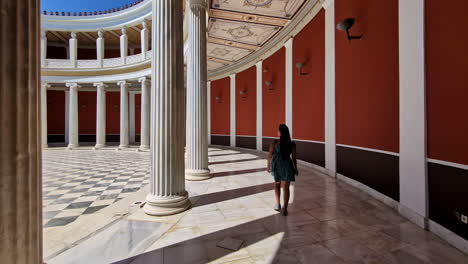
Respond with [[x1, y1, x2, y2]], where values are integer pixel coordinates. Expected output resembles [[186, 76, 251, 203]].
[[106, 92, 120, 134], [135, 94, 141, 134], [47, 91, 65, 134], [335, 0, 399, 153], [426, 0, 468, 165], [292, 9, 325, 142], [236, 66, 256, 136], [211, 77, 230, 135], [262, 47, 285, 137], [78, 91, 97, 134]]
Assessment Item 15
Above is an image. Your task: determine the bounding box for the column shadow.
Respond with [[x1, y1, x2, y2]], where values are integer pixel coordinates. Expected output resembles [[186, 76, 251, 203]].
[[210, 168, 267, 178], [209, 158, 263, 165]]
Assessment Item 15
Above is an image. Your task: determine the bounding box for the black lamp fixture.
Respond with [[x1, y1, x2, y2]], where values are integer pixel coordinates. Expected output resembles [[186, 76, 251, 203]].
[[265, 81, 274, 91], [336, 18, 362, 42], [239, 89, 247, 99], [215, 96, 221, 103], [295, 62, 309, 76]]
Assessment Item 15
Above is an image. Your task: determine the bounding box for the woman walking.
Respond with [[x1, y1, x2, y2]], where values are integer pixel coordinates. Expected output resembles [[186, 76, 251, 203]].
[[267, 124, 298, 216]]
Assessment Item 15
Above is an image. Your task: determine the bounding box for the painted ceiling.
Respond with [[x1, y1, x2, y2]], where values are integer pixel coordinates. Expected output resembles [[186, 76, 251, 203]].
[[207, 0, 309, 72]]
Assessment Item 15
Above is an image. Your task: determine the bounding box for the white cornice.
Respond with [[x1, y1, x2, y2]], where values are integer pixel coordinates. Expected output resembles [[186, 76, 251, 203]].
[[321, 0, 334, 10], [42, 68, 151, 84], [207, 0, 322, 81], [41, 0, 152, 32]]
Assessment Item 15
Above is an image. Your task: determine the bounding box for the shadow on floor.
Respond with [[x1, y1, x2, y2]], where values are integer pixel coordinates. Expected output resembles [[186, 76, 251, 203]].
[[210, 168, 267, 178], [209, 158, 263, 166]]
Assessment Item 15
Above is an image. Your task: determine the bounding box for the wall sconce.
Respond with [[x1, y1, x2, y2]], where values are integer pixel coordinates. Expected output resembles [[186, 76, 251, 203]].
[[265, 81, 274, 92], [336, 18, 362, 42], [295, 62, 309, 76], [263, 67, 269, 73], [239, 90, 247, 99], [215, 96, 222, 103]]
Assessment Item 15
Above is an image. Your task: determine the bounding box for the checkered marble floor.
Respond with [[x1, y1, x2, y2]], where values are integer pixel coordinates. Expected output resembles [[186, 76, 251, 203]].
[[42, 149, 150, 228]]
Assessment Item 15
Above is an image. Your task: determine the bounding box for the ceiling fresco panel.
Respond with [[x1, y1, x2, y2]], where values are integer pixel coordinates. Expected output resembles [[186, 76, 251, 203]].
[[207, 42, 252, 62], [211, 0, 307, 19], [208, 18, 280, 46]]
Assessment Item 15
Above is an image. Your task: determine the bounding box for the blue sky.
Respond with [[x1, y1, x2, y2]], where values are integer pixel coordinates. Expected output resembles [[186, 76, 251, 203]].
[[41, 0, 138, 13]]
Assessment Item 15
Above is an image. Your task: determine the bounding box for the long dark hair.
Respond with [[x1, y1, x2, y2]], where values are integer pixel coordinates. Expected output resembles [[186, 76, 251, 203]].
[[279, 124, 292, 158]]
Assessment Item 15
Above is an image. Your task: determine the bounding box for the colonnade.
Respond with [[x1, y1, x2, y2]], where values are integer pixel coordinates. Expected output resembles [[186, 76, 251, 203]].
[[41, 78, 151, 151]]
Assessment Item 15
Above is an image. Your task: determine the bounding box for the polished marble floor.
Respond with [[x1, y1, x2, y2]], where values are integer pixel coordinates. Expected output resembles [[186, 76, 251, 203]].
[[44, 147, 468, 263], [42, 148, 149, 227]]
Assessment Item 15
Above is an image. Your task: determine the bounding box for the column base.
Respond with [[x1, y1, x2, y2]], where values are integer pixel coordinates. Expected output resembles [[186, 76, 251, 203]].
[[139, 145, 150, 150], [143, 192, 191, 216], [66, 144, 79, 150], [185, 169, 211, 181], [42, 144, 48, 149], [93, 144, 105, 150], [118, 144, 129, 150]]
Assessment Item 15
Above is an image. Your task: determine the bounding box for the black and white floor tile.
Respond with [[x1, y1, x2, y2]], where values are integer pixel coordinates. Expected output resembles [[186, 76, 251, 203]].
[[42, 149, 150, 228]]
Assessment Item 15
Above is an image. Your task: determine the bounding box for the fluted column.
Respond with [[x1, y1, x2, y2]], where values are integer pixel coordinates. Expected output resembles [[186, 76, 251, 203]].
[[96, 30, 104, 68], [40, 30, 47, 67], [69, 32, 78, 67], [118, 80, 130, 149], [120, 27, 128, 64], [94, 82, 107, 149], [143, 0, 191, 216], [141, 20, 149, 59], [66, 83, 80, 149], [0, 0, 43, 261], [139, 77, 150, 150], [185, 0, 210, 181], [41, 82, 50, 148]]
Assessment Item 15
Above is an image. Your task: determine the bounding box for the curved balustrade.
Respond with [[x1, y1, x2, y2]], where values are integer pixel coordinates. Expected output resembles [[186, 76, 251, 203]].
[[44, 51, 152, 70]]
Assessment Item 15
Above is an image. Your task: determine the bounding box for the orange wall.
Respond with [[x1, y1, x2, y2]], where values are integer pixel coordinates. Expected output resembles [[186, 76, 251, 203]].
[[236, 66, 256, 136], [426, 0, 468, 165], [292, 9, 325, 142], [106, 92, 120, 134], [78, 91, 97, 134], [135, 94, 141, 134], [47, 90, 65, 134], [211, 77, 230, 135], [262, 47, 285, 137], [335, 0, 399, 153]]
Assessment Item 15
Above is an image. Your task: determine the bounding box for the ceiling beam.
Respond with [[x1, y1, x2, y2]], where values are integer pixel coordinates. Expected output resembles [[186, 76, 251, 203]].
[[106, 30, 139, 48], [49, 31, 68, 44], [80, 32, 96, 43]]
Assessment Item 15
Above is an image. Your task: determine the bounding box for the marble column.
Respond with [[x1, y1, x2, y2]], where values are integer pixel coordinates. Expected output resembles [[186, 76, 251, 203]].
[[41, 30, 47, 67], [0, 0, 43, 261], [41, 83, 50, 148], [141, 20, 149, 59], [186, 0, 210, 181], [66, 83, 80, 149], [120, 27, 128, 64], [94, 82, 107, 149], [69, 32, 78, 67], [118, 80, 130, 149], [129, 92, 136, 144], [96, 30, 104, 68], [65, 90, 70, 144], [139, 77, 150, 150], [284, 38, 293, 136], [143, 0, 191, 216]]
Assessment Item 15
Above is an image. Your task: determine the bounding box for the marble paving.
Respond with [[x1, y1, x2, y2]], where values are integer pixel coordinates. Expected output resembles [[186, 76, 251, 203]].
[[42, 148, 149, 227], [44, 147, 468, 263]]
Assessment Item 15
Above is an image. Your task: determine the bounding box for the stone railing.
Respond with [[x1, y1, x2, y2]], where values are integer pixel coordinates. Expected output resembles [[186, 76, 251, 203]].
[[43, 51, 152, 70]]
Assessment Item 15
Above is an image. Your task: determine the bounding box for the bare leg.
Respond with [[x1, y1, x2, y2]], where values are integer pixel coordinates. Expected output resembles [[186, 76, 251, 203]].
[[281, 181, 290, 210], [274, 182, 281, 206]]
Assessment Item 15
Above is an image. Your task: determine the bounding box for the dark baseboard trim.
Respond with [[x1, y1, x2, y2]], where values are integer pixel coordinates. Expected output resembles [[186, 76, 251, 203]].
[[428, 162, 468, 240], [336, 145, 399, 201], [211, 135, 230, 146], [236, 136, 256, 150], [294, 140, 325, 168]]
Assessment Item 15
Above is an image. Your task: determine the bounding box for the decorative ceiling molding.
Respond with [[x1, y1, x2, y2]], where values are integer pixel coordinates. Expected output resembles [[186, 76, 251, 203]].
[[209, 9, 289, 27], [208, 0, 321, 80], [207, 42, 252, 62], [211, 0, 306, 19], [208, 56, 233, 65], [207, 37, 259, 51]]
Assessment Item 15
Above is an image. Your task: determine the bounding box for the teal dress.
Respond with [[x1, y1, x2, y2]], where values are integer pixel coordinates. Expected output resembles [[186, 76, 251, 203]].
[[271, 142, 296, 182]]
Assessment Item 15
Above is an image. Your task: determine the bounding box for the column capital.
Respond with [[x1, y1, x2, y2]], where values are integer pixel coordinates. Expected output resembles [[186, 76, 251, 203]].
[[65, 82, 80, 89], [93, 82, 107, 89], [117, 80, 131, 87], [121, 26, 127, 35], [41, 30, 47, 39], [189, 0, 207, 10], [255, 60, 263, 69], [97, 29, 104, 38], [142, 20, 148, 29], [229, 73, 236, 80], [284, 37, 294, 49], [41, 82, 51, 89], [138, 76, 150, 84], [322, 0, 334, 10], [70, 32, 77, 39]]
